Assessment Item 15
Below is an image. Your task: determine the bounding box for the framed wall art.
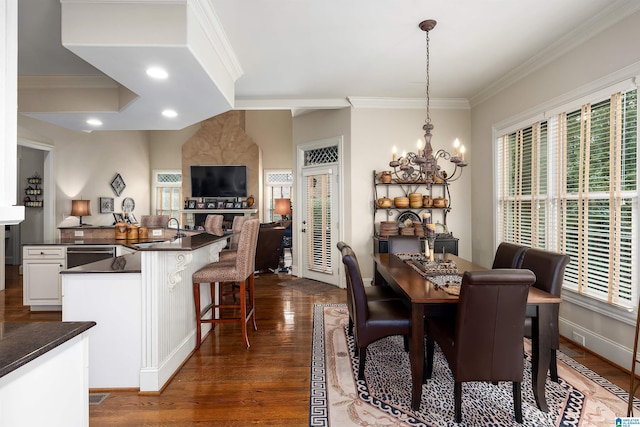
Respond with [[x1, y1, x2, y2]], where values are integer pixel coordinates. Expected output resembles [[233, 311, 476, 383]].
[[111, 173, 126, 196], [99, 197, 114, 213]]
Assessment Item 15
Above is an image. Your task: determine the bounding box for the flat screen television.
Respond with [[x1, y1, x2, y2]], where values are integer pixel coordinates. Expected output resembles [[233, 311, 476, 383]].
[[190, 165, 247, 198]]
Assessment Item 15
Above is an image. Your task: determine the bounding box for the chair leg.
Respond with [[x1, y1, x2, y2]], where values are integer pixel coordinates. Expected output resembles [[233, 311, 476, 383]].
[[403, 335, 409, 352], [193, 281, 202, 350], [239, 279, 250, 348], [550, 349, 559, 382], [358, 346, 367, 380], [424, 336, 434, 381], [454, 381, 462, 423], [248, 273, 257, 331], [513, 381, 523, 423]]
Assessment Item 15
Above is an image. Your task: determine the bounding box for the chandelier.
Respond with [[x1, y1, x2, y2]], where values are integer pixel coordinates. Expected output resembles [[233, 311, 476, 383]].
[[389, 19, 468, 184]]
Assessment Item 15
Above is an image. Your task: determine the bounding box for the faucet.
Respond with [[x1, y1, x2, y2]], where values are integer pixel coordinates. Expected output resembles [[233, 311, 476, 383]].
[[167, 217, 186, 240]]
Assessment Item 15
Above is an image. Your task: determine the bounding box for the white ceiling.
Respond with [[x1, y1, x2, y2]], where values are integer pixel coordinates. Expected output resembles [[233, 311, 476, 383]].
[[17, 0, 640, 131]]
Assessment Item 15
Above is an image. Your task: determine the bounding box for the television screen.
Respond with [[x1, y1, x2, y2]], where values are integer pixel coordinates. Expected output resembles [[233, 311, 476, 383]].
[[190, 165, 247, 198]]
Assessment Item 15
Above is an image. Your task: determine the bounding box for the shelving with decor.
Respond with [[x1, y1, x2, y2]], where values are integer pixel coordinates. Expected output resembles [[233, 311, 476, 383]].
[[24, 173, 43, 208], [372, 170, 458, 255]]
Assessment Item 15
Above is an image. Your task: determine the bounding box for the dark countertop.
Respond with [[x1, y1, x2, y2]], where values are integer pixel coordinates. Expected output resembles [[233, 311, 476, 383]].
[[0, 321, 96, 379], [23, 231, 231, 252], [61, 252, 142, 274]]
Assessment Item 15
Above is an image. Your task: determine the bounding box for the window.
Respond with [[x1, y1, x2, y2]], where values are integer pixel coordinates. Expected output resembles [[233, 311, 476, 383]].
[[264, 169, 293, 222], [152, 170, 182, 218], [496, 87, 637, 309]]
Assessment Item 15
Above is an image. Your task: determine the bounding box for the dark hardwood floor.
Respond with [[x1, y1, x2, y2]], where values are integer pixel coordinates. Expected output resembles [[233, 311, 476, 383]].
[[1, 264, 636, 425]]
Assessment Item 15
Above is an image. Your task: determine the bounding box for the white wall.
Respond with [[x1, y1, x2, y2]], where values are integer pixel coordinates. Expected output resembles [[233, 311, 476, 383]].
[[470, 10, 640, 369], [18, 146, 44, 246]]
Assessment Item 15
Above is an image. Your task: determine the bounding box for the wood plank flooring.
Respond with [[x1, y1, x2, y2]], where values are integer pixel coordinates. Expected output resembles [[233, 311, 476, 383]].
[[1, 264, 636, 425]]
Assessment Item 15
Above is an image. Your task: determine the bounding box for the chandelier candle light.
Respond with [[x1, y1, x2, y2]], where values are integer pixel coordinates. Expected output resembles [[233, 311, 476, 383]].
[[389, 19, 469, 184]]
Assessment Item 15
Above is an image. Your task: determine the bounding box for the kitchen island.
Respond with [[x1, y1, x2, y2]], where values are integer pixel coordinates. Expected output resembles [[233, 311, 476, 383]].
[[60, 232, 229, 392]]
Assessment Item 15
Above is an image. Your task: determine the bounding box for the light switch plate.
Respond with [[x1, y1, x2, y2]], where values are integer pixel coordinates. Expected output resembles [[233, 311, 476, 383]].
[[74, 230, 84, 237], [152, 229, 163, 237]]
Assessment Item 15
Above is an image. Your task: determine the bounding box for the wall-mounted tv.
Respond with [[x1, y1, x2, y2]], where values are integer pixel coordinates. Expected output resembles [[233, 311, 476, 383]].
[[190, 165, 247, 198]]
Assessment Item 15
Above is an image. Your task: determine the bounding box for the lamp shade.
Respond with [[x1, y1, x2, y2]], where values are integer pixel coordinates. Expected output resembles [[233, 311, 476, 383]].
[[274, 198, 291, 216], [71, 199, 92, 217]]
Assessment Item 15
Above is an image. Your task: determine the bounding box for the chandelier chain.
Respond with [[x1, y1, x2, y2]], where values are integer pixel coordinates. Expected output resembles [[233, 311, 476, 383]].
[[425, 29, 430, 125]]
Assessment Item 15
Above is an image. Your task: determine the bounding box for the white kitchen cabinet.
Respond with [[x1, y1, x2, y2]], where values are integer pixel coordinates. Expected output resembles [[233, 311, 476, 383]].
[[22, 246, 65, 310]]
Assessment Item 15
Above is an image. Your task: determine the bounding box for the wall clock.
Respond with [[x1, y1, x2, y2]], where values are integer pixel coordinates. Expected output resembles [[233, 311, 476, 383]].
[[111, 173, 126, 196]]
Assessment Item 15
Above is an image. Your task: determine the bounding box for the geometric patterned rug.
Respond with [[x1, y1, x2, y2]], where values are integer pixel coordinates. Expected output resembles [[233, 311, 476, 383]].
[[309, 304, 637, 427]]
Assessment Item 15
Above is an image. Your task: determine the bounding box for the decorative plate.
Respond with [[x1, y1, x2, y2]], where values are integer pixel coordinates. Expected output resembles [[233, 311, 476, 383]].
[[397, 210, 421, 227], [122, 197, 135, 212]]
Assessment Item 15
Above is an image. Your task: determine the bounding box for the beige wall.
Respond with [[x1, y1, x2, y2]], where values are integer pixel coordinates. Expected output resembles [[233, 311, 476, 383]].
[[470, 10, 640, 369], [17, 115, 150, 229], [245, 110, 293, 169]]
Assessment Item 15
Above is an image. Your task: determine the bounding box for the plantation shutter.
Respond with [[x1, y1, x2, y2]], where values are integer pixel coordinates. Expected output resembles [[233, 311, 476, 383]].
[[305, 171, 332, 274]]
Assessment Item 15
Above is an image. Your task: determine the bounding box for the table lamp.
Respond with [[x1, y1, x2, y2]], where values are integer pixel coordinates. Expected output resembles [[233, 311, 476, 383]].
[[274, 198, 291, 225], [71, 199, 92, 226]]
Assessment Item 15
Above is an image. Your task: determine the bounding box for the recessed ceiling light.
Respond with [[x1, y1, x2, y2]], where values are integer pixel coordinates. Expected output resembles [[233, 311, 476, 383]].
[[162, 109, 178, 118], [86, 118, 103, 126], [146, 66, 168, 79]]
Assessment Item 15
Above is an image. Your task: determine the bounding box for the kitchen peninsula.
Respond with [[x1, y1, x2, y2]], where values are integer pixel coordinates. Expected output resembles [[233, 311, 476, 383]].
[[59, 232, 229, 392]]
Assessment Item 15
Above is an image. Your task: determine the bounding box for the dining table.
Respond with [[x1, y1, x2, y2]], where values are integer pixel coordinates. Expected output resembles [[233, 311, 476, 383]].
[[372, 252, 562, 412]]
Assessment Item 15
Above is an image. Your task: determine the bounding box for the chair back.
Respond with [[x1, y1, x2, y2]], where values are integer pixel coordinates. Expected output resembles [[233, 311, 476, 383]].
[[454, 269, 535, 382], [339, 243, 369, 329], [204, 214, 223, 234], [234, 219, 260, 279], [492, 242, 528, 269], [229, 215, 249, 250], [388, 235, 421, 254], [519, 248, 570, 297]]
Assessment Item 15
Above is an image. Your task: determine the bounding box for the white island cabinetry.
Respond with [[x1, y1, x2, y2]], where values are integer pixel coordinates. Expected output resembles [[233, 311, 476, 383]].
[[22, 246, 65, 310]]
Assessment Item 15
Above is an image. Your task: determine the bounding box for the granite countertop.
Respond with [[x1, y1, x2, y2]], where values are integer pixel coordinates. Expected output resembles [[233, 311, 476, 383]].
[[0, 321, 96, 379]]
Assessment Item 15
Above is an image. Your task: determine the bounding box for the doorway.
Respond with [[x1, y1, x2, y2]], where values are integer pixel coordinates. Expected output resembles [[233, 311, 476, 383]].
[[297, 137, 342, 287]]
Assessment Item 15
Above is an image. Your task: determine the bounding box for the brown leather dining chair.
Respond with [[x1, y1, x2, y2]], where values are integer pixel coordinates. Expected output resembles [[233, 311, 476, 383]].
[[425, 269, 536, 423], [339, 242, 411, 380], [192, 218, 260, 349], [492, 242, 528, 269], [337, 242, 402, 336], [520, 248, 570, 383], [388, 235, 422, 254]]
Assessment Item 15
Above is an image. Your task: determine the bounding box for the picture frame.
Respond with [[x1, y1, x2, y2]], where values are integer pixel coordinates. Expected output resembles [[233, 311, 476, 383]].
[[241, 201, 248, 208], [113, 212, 125, 223], [110, 173, 126, 196], [99, 197, 114, 213], [217, 201, 225, 209], [234, 202, 242, 209], [126, 213, 138, 224], [206, 202, 216, 209], [196, 202, 206, 209], [188, 200, 197, 209], [225, 202, 234, 209]]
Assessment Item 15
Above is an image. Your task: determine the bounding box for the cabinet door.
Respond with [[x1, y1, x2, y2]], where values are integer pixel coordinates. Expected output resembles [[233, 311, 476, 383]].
[[24, 260, 64, 303]]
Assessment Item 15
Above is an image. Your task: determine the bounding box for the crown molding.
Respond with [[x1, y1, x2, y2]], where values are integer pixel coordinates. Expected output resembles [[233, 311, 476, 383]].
[[470, 0, 640, 108], [18, 75, 119, 89], [235, 98, 351, 110], [348, 97, 470, 110]]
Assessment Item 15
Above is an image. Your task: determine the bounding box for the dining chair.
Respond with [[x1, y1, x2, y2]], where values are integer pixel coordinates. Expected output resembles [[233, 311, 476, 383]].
[[192, 218, 260, 349], [339, 243, 411, 380], [492, 242, 528, 269], [388, 235, 421, 254], [204, 214, 223, 234], [219, 215, 249, 262], [425, 269, 536, 423], [520, 248, 570, 382], [337, 242, 403, 336]]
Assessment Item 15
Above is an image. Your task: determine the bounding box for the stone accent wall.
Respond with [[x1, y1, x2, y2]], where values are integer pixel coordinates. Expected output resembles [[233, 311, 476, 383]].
[[182, 111, 260, 207]]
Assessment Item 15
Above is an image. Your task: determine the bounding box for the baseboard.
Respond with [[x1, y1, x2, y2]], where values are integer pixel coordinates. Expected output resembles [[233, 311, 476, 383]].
[[560, 317, 632, 371]]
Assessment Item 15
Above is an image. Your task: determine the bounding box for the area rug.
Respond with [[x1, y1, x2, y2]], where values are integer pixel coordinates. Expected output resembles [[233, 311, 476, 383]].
[[309, 303, 639, 427], [278, 278, 337, 295]]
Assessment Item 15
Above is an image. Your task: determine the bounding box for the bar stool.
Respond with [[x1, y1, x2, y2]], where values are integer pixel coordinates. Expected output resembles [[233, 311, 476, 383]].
[[192, 218, 260, 349], [204, 214, 223, 234], [219, 215, 249, 262]]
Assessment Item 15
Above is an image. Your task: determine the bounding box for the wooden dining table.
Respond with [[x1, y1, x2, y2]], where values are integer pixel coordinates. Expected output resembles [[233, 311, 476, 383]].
[[372, 252, 562, 412]]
